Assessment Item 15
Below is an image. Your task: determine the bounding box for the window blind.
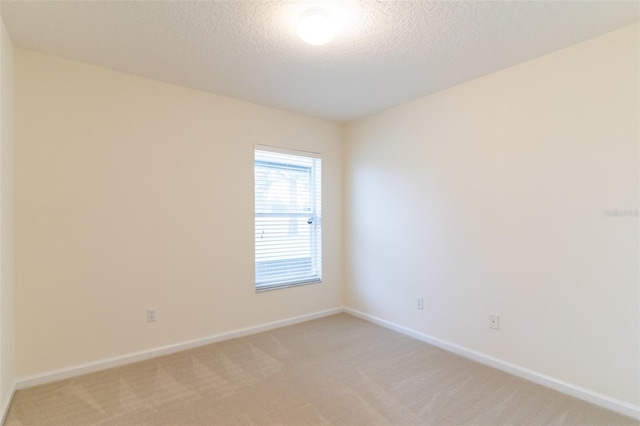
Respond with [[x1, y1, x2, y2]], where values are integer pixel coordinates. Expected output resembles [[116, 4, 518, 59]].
[[254, 148, 322, 290]]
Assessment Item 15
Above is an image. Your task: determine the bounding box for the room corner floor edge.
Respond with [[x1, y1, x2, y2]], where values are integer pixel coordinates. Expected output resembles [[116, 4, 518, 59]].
[[0, 380, 16, 426], [13, 307, 344, 390], [344, 307, 640, 421], [8, 306, 639, 422]]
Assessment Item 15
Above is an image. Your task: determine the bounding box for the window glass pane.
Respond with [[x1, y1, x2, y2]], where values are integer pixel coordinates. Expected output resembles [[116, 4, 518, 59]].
[[255, 148, 321, 290]]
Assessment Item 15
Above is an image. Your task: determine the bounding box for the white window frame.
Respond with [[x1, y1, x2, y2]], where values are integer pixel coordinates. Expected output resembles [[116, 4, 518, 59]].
[[254, 145, 322, 291]]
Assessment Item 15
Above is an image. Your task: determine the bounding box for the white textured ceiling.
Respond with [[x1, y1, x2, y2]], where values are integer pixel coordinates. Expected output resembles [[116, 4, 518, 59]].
[[2, 1, 638, 122]]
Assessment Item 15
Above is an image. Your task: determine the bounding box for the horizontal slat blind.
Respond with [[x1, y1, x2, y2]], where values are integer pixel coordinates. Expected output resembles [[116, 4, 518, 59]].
[[255, 148, 322, 290]]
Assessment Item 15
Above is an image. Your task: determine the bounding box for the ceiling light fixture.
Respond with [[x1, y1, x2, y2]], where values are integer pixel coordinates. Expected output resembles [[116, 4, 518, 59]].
[[297, 10, 337, 45]]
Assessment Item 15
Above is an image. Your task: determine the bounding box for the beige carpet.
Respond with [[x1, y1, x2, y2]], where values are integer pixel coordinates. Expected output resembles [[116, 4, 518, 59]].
[[5, 314, 637, 425]]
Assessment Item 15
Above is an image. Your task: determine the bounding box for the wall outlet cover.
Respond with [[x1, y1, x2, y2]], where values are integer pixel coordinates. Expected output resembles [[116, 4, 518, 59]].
[[489, 314, 499, 330], [147, 308, 158, 322]]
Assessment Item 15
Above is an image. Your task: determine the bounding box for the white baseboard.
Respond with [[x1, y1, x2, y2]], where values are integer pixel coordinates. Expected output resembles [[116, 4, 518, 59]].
[[344, 307, 640, 421], [16, 307, 343, 390], [0, 380, 16, 426], [13, 306, 639, 421]]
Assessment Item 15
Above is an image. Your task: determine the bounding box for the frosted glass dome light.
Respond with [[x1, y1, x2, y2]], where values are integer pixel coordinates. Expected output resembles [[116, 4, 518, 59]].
[[297, 12, 336, 45]]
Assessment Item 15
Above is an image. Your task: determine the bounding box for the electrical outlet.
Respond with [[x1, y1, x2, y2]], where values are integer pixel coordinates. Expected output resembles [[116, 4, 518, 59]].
[[416, 298, 424, 310], [147, 308, 157, 322], [489, 314, 499, 330]]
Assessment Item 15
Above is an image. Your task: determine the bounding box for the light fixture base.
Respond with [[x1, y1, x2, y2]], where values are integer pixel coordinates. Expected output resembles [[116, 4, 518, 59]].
[[297, 9, 337, 46]]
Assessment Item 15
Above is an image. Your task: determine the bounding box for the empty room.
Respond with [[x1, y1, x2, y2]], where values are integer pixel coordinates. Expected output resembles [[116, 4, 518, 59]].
[[0, 0, 638, 425]]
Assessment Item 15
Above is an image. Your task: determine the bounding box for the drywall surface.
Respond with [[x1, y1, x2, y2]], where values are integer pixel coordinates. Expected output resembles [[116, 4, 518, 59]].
[[14, 50, 343, 377], [344, 24, 639, 406], [0, 14, 15, 412]]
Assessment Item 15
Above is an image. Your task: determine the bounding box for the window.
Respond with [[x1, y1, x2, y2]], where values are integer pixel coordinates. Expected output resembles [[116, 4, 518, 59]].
[[254, 146, 321, 291]]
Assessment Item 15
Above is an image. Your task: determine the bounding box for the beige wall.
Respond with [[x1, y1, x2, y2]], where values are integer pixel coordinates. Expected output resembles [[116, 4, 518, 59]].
[[344, 24, 639, 406], [0, 15, 15, 413], [14, 50, 343, 377]]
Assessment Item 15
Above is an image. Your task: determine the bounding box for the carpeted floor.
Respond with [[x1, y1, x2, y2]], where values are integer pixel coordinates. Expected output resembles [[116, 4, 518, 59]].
[[5, 313, 637, 425]]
